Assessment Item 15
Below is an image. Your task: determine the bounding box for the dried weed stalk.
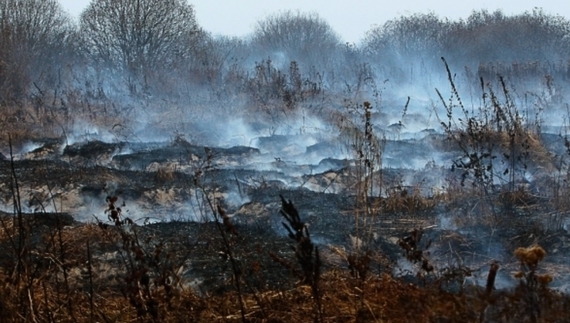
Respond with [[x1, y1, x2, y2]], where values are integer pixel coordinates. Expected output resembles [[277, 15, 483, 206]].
[[271, 195, 323, 322]]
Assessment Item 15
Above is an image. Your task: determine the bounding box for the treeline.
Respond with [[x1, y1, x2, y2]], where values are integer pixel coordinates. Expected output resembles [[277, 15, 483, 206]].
[[1, 0, 570, 140]]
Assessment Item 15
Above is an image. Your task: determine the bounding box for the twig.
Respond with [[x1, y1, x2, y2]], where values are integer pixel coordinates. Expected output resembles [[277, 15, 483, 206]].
[[87, 240, 95, 323]]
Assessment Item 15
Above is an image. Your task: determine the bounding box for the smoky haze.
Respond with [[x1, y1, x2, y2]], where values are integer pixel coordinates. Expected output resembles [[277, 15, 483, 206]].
[[1, 2, 569, 210], [3, 3, 567, 146], [3, 0, 570, 294]]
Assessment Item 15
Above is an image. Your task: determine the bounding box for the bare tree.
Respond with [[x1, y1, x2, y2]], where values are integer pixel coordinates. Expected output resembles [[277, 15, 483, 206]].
[[252, 10, 341, 71], [443, 9, 570, 63], [80, 0, 203, 80], [0, 0, 73, 101], [183, 35, 251, 91], [364, 12, 448, 63]]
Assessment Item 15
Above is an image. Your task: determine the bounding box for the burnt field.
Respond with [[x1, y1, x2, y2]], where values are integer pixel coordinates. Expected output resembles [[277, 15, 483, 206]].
[[6, 2, 570, 321], [3, 104, 570, 321]]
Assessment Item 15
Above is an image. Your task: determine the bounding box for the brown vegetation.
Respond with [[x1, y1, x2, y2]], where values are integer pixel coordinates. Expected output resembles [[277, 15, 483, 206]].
[[3, 2, 570, 322]]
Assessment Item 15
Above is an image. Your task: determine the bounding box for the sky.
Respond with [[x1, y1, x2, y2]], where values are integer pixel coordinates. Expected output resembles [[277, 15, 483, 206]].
[[59, 0, 570, 44]]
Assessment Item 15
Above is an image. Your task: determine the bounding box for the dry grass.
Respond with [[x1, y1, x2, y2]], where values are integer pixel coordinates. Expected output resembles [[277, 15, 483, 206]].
[[1, 72, 570, 322], [0, 92, 133, 149], [1, 266, 565, 322], [382, 184, 439, 215], [1, 160, 570, 322]]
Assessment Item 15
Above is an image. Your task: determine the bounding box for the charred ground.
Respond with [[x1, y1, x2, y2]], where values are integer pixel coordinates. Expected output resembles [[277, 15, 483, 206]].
[[1, 123, 570, 321]]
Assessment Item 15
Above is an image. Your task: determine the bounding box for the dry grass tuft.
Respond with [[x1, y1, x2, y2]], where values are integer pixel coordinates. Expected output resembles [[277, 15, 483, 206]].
[[514, 245, 547, 267]]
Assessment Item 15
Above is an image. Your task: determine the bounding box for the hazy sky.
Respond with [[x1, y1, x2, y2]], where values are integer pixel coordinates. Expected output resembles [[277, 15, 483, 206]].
[[59, 0, 570, 44]]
